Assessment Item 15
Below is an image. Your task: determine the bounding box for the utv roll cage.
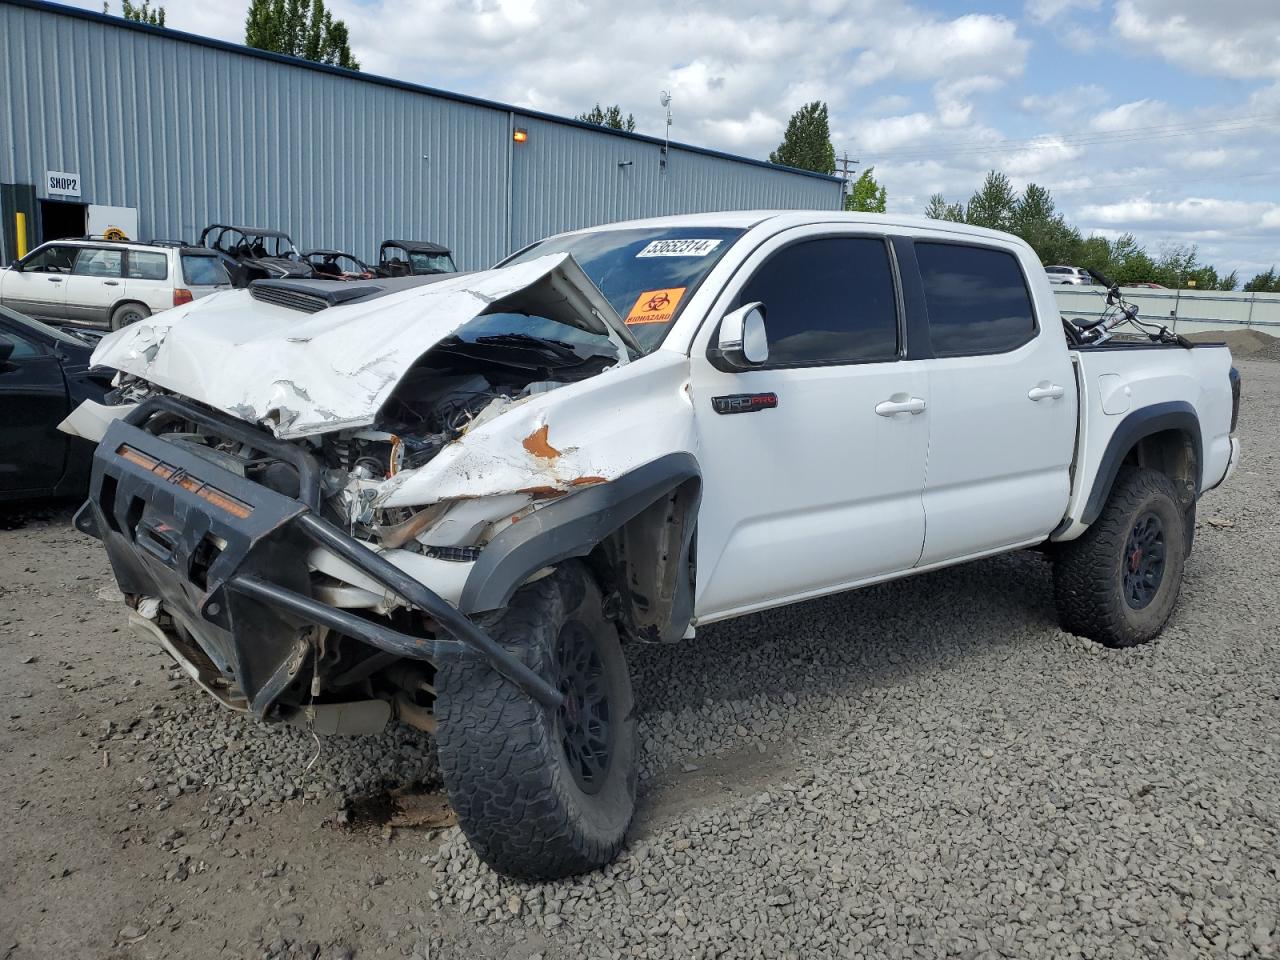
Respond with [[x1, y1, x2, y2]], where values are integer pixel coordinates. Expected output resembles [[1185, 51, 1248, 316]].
[[377, 240, 457, 278]]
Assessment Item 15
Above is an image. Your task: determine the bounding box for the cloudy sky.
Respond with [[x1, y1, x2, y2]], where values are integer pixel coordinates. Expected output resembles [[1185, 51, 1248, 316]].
[[84, 0, 1280, 278]]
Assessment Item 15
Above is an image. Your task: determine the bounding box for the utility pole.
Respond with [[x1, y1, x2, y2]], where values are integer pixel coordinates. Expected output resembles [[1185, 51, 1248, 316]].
[[835, 151, 859, 205]]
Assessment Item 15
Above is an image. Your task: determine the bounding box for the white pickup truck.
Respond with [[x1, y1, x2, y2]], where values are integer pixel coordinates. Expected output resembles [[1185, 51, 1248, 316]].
[[66, 211, 1241, 879]]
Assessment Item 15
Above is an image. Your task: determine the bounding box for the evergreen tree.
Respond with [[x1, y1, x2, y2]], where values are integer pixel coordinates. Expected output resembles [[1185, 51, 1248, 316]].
[[924, 193, 965, 222], [104, 0, 165, 25], [769, 102, 836, 175], [965, 171, 1017, 231], [245, 0, 359, 70], [576, 104, 637, 132]]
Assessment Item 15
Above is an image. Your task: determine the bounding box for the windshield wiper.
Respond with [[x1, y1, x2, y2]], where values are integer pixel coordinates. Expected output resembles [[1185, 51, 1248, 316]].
[[472, 333, 589, 362]]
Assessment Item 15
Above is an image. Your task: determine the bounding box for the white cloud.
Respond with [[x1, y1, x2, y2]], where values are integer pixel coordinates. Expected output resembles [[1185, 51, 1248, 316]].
[[1113, 0, 1280, 79], [1024, 0, 1100, 24]]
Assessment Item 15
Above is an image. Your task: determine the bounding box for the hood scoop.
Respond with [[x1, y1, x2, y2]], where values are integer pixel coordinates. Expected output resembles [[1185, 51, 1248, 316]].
[[249, 279, 386, 314]]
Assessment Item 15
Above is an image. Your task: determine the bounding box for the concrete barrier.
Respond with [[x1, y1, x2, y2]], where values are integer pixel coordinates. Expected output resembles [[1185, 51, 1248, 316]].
[[1053, 286, 1280, 336]]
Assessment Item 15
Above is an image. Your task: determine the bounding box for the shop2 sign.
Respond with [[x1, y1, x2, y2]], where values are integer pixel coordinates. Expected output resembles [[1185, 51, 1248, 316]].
[[46, 170, 81, 197]]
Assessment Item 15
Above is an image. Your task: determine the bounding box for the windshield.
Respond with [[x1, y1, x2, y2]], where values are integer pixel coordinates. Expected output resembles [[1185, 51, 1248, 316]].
[[409, 252, 455, 274], [502, 226, 745, 351], [0, 304, 94, 348]]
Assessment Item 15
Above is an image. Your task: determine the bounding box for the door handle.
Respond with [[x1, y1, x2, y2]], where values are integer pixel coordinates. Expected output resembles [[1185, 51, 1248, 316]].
[[103, 280, 119, 286], [1027, 383, 1065, 401], [875, 397, 927, 417], [47, 277, 63, 283]]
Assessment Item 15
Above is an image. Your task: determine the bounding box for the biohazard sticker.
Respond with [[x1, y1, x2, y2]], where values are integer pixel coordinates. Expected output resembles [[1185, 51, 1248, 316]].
[[635, 238, 722, 258], [625, 287, 686, 325]]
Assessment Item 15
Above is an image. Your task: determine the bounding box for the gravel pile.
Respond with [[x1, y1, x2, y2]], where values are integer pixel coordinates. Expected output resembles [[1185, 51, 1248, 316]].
[[121, 359, 1278, 959]]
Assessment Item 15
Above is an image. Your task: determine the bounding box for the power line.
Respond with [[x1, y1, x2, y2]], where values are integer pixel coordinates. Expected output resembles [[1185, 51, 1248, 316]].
[[867, 114, 1280, 163]]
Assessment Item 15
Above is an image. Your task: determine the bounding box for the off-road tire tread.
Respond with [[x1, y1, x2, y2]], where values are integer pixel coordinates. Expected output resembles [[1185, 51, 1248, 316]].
[[435, 563, 635, 880], [1053, 466, 1186, 648]]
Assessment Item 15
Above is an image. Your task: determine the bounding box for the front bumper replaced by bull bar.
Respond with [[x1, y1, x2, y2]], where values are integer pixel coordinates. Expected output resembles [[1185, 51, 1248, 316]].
[[75, 396, 562, 719]]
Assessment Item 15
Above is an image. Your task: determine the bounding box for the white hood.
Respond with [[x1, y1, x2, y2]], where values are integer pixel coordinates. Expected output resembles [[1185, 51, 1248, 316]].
[[90, 253, 637, 439]]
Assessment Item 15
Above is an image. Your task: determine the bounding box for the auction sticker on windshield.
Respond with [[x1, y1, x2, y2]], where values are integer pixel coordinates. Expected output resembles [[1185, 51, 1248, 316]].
[[635, 238, 722, 257], [626, 287, 686, 325]]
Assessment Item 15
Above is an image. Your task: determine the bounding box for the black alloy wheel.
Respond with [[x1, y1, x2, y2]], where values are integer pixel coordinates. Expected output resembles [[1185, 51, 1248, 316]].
[[555, 620, 614, 795], [1122, 512, 1166, 610]]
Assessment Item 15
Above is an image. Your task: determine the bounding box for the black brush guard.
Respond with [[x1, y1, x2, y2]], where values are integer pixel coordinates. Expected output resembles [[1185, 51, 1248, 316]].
[[75, 396, 561, 720]]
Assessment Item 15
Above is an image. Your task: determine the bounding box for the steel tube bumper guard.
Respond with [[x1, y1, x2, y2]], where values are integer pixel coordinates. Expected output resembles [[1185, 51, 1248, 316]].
[[75, 397, 562, 719]]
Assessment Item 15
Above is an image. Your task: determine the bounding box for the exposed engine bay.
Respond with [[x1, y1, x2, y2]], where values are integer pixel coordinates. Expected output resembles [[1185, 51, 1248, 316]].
[[87, 317, 625, 733], [67, 253, 697, 739]]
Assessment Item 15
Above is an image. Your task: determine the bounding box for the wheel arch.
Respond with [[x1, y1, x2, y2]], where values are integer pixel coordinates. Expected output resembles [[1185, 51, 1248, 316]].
[[457, 452, 701, 643], [1081, 401, 1202, 526]]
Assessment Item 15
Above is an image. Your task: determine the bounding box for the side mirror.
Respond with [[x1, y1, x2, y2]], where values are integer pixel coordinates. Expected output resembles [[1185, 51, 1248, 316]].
[[714, 302, 769, 371], [0, 336, 15, 364], [9, 259, 22, 271]]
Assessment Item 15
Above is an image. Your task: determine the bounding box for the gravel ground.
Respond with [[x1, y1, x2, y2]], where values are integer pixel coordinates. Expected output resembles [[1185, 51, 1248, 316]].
[[2, 358, 1277, 960]]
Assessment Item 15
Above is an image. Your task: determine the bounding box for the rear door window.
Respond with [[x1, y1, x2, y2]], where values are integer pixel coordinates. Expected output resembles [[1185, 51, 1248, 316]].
[[72, 248, 124, 278], [915, 243, 1036, 357], [736, 236, 899, 366], [127, 251, 169, 281], [181, 254, 231, 286]]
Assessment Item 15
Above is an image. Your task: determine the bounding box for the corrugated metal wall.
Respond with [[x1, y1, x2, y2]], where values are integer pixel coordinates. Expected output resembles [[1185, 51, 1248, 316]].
[[0, 1, 842, 269]]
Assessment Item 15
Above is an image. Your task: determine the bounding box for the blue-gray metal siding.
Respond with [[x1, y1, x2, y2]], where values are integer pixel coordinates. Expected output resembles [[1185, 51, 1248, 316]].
[[0, 2, 842, 269]]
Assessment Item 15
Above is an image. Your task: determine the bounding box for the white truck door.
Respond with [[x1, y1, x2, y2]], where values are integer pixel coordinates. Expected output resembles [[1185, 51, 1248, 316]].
[[689, 230, 930, 620], [912, 240, 1076, 565], [63, 246, 125, 324]]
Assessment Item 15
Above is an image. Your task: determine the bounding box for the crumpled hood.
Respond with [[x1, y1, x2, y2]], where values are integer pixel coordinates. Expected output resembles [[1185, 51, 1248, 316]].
[[90, 253, 636, 438]]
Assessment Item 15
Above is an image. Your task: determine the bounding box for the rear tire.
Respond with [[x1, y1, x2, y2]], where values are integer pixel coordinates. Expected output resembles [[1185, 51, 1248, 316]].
[[110, 302, 151, 330], [1053, 466, 1187, 648], [435, 562, 636, 879]]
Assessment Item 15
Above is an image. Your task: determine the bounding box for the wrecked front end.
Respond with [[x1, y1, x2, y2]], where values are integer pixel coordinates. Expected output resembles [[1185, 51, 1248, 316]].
[[73, 255, 698, 735], [76, 394, 564, 735]]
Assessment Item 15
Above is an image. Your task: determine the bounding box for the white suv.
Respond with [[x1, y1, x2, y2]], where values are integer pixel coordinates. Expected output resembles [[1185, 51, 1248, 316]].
[[0, 238, 232, 329], [1044, 264, 1094, 285]]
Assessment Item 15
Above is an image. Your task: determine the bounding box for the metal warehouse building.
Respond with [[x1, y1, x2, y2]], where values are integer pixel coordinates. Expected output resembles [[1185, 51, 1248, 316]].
[[0, 0, 842, 269]]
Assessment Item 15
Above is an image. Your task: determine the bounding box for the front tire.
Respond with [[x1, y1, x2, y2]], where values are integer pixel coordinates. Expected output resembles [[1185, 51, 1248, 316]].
[[1053, 466, 1187, 648], [435, 562, 637, 879]]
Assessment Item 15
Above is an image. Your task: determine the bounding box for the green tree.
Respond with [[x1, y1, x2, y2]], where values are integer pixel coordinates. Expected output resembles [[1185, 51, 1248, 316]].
[[965, 171, 1018, 231], [1151, 243, 1201, 289], [104, 0, 165, 25], [1009, 183, 1079, 265], [924, 193, 965, 222], [845, 167, 887, 212], [769, 102, 836, 175], [1215, 270, 1239, 291], [245, 0, 359, 70], [576, 104, 636, 132], [1243, 267, 1280, 292]]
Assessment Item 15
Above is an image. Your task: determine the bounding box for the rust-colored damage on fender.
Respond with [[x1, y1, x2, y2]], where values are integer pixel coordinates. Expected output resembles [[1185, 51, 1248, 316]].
[[569, 475, 607, 486], [522, 424, 561, 460]]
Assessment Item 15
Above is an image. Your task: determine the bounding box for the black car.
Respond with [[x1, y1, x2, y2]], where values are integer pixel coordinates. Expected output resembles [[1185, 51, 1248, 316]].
[[0, 305, 114, 501]]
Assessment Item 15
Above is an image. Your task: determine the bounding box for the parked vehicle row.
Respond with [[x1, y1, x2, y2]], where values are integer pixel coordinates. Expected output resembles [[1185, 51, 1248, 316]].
[[0, 238, 233, 330], [0, 226, 458, 330]]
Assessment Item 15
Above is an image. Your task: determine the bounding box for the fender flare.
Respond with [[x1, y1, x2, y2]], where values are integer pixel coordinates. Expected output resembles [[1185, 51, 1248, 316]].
[[1080, 401, 1202, 525], [457, 452, 701, 615]]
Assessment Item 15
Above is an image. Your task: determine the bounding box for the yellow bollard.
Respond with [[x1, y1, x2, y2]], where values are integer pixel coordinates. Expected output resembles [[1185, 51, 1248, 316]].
[[15, 211, 28, 259]]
